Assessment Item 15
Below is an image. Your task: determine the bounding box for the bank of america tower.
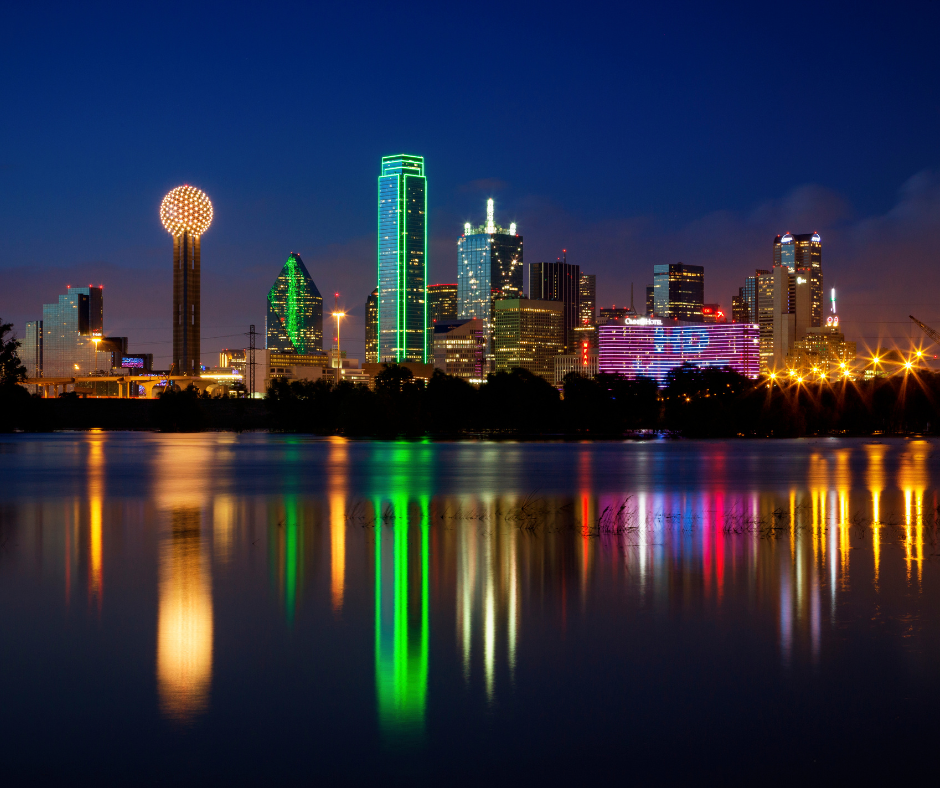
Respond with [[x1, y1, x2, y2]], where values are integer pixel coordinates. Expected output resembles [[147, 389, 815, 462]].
[[378, 154, 427, 362]]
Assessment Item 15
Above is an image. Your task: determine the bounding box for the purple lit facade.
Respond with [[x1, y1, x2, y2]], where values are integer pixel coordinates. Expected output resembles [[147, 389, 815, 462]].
[[598, 319, 760, 384]]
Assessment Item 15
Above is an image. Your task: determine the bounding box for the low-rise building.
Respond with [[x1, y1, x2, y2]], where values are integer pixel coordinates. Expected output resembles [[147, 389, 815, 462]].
[[432, 318, 486, 382], [554, 349, 599, 385]]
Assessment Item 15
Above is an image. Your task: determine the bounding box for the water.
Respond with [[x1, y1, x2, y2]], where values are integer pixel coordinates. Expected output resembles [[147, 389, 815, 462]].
[[1, 434, 938, 785]]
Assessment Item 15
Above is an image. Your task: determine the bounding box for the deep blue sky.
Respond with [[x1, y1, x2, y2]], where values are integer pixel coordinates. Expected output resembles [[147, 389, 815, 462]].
[[2, 0, 939, 364]]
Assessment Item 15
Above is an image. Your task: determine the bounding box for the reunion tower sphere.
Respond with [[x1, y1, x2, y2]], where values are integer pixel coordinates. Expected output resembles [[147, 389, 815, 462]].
[[160, 185, 213, 237]]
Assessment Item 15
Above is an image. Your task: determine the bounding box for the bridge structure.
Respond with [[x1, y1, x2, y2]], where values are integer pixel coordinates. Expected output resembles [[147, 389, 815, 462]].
[[24, 375, 232, 399]]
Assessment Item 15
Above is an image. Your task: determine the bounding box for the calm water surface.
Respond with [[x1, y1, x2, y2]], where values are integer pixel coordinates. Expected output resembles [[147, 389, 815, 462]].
[[1, 434, 938, 785]]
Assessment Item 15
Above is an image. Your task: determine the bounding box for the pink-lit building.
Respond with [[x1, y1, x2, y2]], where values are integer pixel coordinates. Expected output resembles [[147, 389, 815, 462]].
[[598, 317, 760, 384]]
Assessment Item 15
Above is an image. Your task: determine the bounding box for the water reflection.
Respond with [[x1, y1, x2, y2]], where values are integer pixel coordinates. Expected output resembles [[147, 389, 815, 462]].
[[153, 438, 216, 722], [3, 434, 940, 759], [375, 497, 430, 740], [157, 508, 214, 722]]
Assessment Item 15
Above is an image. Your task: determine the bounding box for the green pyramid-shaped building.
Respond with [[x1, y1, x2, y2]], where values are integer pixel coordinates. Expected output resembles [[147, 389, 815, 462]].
[[267, 252, 323, 355]]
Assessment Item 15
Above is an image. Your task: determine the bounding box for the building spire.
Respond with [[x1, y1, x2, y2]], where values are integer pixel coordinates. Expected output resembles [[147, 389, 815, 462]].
[[486, 198, 495, 234]]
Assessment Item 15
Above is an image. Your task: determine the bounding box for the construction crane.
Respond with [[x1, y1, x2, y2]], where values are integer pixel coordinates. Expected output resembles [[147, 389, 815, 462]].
[[909, 315, 940, 346]]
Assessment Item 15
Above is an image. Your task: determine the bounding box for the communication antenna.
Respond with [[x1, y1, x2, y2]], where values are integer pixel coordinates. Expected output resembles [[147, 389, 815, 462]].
[[630, 282, 635, 313]]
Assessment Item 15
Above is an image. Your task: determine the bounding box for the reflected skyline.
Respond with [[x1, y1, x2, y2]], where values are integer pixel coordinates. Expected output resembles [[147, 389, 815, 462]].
[[2, 434, 939, 782]]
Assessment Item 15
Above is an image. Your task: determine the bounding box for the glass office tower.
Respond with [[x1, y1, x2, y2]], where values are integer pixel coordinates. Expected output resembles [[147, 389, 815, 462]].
[[653, 263, 704, 322], [774, 233, 822, 327], [426, 283, 458, 358], [530, 260, 581, 352], [41, 286, 103, 377], [457, 199, 523, 365], [365, 288, 378, 364], [378, 154, 427, 363], [22, 320, 43, 379], [579, 273, 596, 324], [266, 252, 323, 354]]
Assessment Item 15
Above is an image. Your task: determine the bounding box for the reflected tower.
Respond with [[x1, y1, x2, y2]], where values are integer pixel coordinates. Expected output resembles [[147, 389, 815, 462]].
[[161, 185, 214, 375], [157, 508, 214, 722], [375, 498, 429, 740]]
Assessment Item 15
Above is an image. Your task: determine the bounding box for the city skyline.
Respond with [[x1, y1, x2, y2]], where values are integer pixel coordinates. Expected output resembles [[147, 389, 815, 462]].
[[1, 5, 938, 367]]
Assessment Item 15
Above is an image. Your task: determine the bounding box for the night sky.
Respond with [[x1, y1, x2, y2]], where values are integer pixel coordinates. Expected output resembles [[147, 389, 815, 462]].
[[2, 1, 939, 365]]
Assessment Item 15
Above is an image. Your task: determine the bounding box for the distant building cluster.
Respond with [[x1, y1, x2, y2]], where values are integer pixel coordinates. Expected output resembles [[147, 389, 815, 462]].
[[18, 156, 874, 399]]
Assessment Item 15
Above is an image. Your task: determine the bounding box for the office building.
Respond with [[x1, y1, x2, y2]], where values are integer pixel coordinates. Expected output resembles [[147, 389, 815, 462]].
[[529, 259, 580, 351], [161, 185, 213, 375], [731, 290, 747, 323], [427, 283, 458, 357], [457, 199, 523, 364], [219, 349, 247, 377], [494, 299, 564, 381], [597, 306, 636, 325], [22, 320, 42, 379], [579, 273, 596, 325], [653, 263, 704, 322], [266, 252, 323, 355], [431, 318, 486, 382], [365, 288, 378, 364], [646, 286, 655, 317], [785, 323, 857, 377], [570, 323, 598, 350], [772, 264, 813, 369], [41, 286, 104, 377], [554, 349, 599, 386], [702, 304, 726, 323], [774, 232, 823, 327], [598, 317, 760, 384], [378, 154, 427, 363]]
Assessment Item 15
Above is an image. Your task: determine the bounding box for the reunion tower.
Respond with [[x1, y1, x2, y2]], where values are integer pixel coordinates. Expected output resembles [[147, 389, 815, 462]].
[[160, 185, 213, 375]]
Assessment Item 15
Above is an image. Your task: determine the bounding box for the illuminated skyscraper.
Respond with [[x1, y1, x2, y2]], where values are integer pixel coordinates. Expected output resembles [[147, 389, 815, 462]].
[[365, 287, 378, 364], [579, 273, 596, 324], [427, 283, 458, 357], [266, 252, 323, 354], [494, 299, 564, 381], [653, 263, 704, 322], [41, 286, 103, 377], [457, 199, 523, 364], [378, 154, 427, 363], [774, 232, 823, 326], [22, 320, 42, 379], [529, 259, 581, 352], [161, 185, 213, 375]]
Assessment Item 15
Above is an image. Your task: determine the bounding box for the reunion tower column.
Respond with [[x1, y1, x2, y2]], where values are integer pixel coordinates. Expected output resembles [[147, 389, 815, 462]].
[[160, 185, 213, 376]]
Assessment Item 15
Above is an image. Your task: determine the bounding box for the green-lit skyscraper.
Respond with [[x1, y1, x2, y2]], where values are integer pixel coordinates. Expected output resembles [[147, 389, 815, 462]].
[[378, 155, 427, 363], [266, 252, 323, 354]]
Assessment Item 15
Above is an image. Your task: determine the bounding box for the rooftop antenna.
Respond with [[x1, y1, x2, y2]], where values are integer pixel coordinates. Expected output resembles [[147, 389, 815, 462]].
[[630, 282, 635, 313]]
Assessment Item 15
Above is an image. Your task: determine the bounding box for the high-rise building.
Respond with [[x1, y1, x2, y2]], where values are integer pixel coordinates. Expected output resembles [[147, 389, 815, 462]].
[[431, 318, 486, 382], [774, 232, 823, 326], [731, 290, 747, 323], [365, 288, 378, 364], [529, 260, 580, 351], [653, 263, 704, 322], [41, 286, 104, 377], [22, 320, 42, 379], [494, 299, 564, 381], [457, 199, 523, 365], [645, 285, 655, 317], [579, 273, 596, 325], [378, 154, 427, 363], [755, 271, 774, 369], [771, 264, 813, 368], [427, 283, 458, 357], [161, 185, 213, 375], [266, 252, 323, 355]]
